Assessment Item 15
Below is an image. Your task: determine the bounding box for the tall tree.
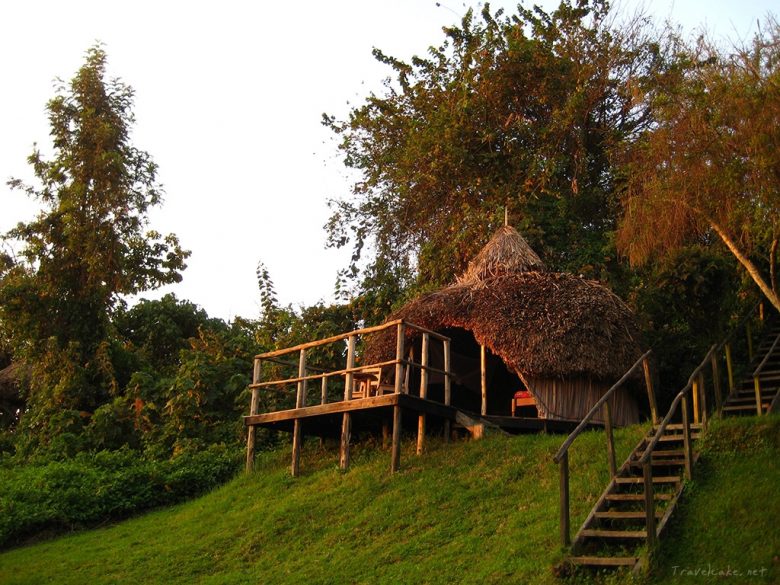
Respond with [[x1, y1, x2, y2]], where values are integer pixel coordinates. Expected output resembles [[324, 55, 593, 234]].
[[617, 19, 780, 311], [0, 46, 189, 436], [324, 0, 663, 311]]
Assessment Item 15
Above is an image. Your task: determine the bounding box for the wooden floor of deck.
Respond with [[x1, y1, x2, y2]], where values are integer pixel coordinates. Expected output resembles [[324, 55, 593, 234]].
[[243, 394, 585, 436]]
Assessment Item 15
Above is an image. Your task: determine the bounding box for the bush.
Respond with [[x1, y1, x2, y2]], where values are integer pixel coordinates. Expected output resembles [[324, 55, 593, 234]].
[[0, 445, 240, 549]]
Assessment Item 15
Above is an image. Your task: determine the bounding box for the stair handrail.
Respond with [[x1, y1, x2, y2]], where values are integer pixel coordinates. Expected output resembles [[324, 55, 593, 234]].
[[715, 300, 763, 352], [751, 332, 780, 415], [552, 349, 654, 547], [752, 333, 780, 378], [553, 349, 654, 464]]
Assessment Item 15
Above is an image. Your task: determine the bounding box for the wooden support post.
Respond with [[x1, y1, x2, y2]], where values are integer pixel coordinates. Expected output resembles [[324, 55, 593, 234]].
[[245, 358, 261, 473], [754, 376, 763, 416], [291, 349, 307, 477], [711, 354, 722, 417], [643, 461, 657, 551], [417, 333, 429, 456], [560, 452, 571, 547], [480, 344, 487, 416], [747, 322, 754, 362], [391, 404, 402, 473], [603, 401, 617, 478], [725, 343, 735, 395], [321, 374, 328, 405], [692, 378, 701, 425], [443, 339, 452, 443], [681, 395, 693, 481], [698, 371, 708, 427], [394, 323, 406, 395], [340, 336, 356, 471], [642, 357, 658, 425]]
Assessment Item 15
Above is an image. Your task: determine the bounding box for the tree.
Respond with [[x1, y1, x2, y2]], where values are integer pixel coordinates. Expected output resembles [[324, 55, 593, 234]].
[[617, 19, 780, 311], [0, 46, 189, 444], [324, 1, 663, 310]]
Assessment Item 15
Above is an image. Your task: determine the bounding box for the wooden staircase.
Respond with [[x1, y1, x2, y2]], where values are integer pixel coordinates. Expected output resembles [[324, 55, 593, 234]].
[[554, 301, 779, 577], [567, 423, 702, 571], [721, 319, 780, 417]]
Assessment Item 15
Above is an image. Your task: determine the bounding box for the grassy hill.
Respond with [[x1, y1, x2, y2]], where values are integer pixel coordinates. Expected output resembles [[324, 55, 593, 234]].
[[0, 418, 777, 584]]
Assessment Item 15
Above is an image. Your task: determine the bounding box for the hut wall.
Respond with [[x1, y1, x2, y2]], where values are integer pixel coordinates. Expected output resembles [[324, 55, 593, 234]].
[[526, 377, 639, 427]]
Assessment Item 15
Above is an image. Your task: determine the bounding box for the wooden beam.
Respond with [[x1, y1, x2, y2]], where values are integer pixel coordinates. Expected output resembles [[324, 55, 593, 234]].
[[643, 357, 658, 425], [692, 378, 700, 425], [417, 333, 429, 456], [245, 358, 261, 473], [480, 344, 487, 416], [725, 343, 735, 395], [698, 371, 707, 427], [391, 404, 402, 473], [443, 338, 452, 443], [291, 349, 307, 477], [395, 323, 406, 394], [560, 452, 570, 547], [320, 374, 328, 405], [681, 395, 693, 481], [340, 335, 356, 470], [754, 376, 763, 416], [603, 401, 617, 478]]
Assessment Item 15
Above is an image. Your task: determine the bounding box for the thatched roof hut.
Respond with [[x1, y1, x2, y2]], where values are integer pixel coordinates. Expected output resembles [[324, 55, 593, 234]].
[[366, 226, 644, 426]]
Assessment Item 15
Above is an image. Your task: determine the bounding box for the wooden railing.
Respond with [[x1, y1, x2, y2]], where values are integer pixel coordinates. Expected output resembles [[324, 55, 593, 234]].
[[245, 319, 453, 475], [552, 349, 656, 547], [752, 332, 780, 416]]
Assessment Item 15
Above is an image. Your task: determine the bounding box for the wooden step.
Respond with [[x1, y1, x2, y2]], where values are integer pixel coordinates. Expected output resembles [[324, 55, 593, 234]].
[[569, 556, 639, 567], [722, 403, 770, 412], [594, 510, 663, 520], [629, 459, 686, 468], [580, 529, 647, 539], [651, 423, 703, 431], [658, 433, 701, 442], [605, 493, 674, 502], [615, 476, 680, 485]]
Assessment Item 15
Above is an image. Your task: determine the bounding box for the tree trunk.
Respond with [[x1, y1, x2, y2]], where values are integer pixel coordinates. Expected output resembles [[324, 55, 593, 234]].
[[770, 237, 778, 296]]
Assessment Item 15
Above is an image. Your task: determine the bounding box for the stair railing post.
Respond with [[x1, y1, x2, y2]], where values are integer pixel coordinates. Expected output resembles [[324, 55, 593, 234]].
[[643, 460, 657, 552], [603, 401, 617, 478], [754, 375, 763, 416], [643, 356, 658, 425], [560, 451, 571, 548], [443, 338, 452, 443], [711, 353, 722, 417], [725, 343, 735, 396], [681, 395, 693, 481], [698, 371, 708, 428], [692, 377, 701, 425], [245, 357, 261, 473]]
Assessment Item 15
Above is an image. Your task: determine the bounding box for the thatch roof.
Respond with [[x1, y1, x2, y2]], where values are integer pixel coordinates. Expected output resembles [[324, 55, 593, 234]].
[[457, 225, 545, 284], [366, 227, 643, 381]]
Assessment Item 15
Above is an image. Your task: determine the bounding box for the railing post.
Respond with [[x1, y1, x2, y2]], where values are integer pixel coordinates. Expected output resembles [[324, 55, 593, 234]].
[[603, 401, 617, 478], [725, 343, 735, 396], [417, 333, 429, 455], [692, 377, 701, 425], [560, 451, 571, 548], [643, 356, 658, 425], [754, 376, 763, 416], [340, 336, 356, 471], [443, 338, 452, 443], [246, 357, 261, 473], [698, 371, 708, 427], [394, 322, 406, 395], [643, 461, 657, 551], [321, 374, 328, 405], [711, 353, 722, 417], [681, 395, 693, 481], [291, 349, 307, 477]]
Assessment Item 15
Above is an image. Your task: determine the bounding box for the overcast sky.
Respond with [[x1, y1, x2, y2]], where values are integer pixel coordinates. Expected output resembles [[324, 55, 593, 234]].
[[1, 0, 775, 321]]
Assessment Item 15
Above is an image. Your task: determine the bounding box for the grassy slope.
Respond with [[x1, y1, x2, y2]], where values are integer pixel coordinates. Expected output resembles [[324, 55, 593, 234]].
[[0, 418, 777, 584]]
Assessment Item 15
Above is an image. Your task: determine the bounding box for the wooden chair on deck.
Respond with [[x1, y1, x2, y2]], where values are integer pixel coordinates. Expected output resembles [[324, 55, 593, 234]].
[[351, 364, 408, 399], [512, 389, 536, 416]]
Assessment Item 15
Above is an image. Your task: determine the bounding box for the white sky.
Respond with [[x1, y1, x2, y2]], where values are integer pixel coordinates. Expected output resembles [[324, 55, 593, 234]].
[[1, 0, 774, 321]]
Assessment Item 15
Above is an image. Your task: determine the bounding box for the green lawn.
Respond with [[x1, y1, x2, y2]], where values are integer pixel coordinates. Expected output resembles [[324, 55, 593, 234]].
[[0, 417, 776, 584]]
